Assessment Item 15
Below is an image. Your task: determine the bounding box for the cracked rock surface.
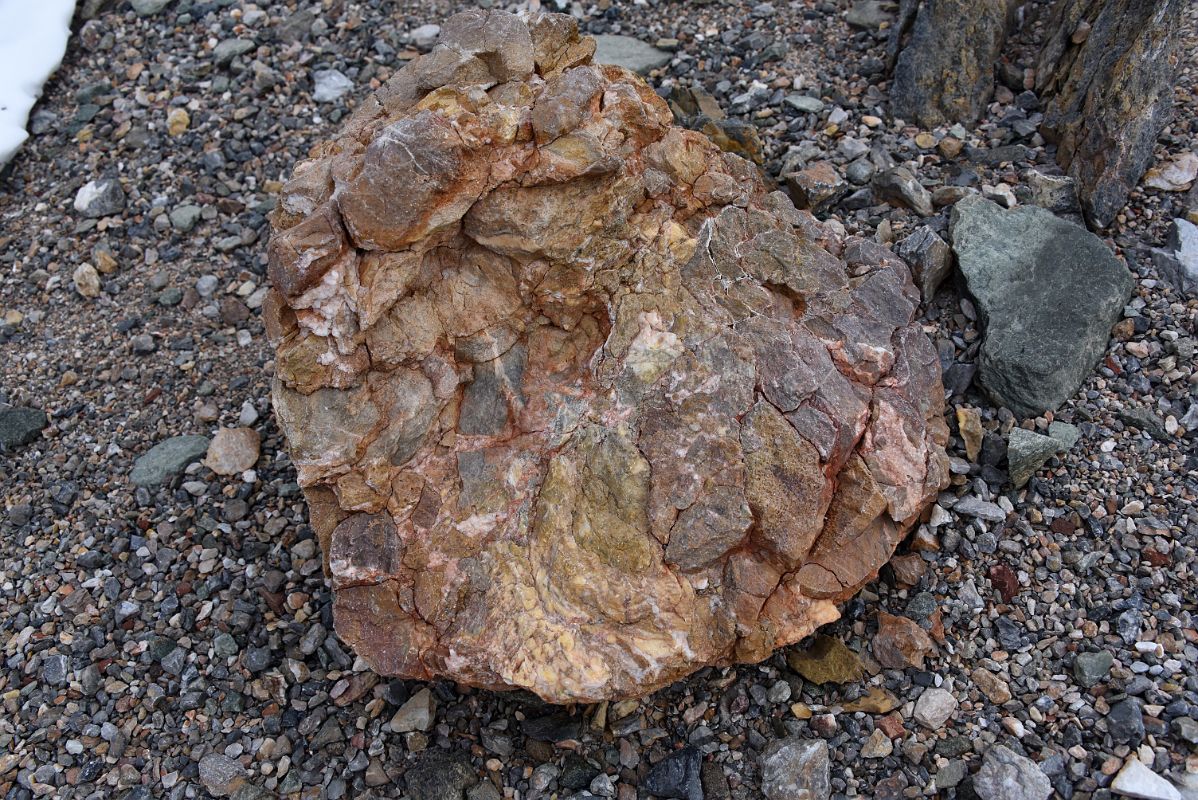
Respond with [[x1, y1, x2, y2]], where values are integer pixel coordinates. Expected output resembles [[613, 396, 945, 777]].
[[266, 9, 949, 703]]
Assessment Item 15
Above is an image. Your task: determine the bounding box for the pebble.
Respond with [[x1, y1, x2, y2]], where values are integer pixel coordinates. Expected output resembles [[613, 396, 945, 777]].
[[1110, 758, 1182, 800], [913, 687, 958, 729], [204, 427, 260, 475], [642, 747, 702, 800], [73, 178, 125, 217], [130, 435, 210, 486], [973, 745, 1052, 800], [760, 738, 829, 800], [0, 406, 47, 448], [313, 69, 354, 103], [1074, 650, 1114, 688], [198, 753, 247, 797], [390, 687, 436, 733]]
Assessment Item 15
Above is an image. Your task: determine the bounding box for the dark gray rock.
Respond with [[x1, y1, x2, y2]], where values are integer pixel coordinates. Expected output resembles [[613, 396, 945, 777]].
[[873, 167, 933, 217], [592, 35, 670, 75], [521, 710, 583, 742], [784, 94, 825, 114], [1107, 697, 1145, 745], [42, 654, 69, 686], [1007, 427, 1064, 489], [1036, 0, 1185, 228], [213, 38, 255, 67], [972, 745, 1052, 800], [643, 747, 702, 800], [845, 1, 893, 29], [894, 226, 952, 301], [1073, 650, 1113, 689], [0, 407, 47, 448], [405, 750, 477, 800], [130, 435, 210, 487], [950, 194, 1133, 416], [888, 0, 1015, 127], [198, 753, 247, 797], [1024, 169, 1083, 224], [130, 0, 171, 16], [169, 204, 202, 233]]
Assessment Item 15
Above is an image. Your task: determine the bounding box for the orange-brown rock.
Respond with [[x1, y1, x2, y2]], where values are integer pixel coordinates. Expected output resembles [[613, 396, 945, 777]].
[[265, 10, 949, 703]]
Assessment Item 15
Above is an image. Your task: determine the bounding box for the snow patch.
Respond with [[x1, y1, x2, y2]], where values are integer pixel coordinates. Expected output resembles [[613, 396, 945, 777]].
[[0, 0, 75, 166]]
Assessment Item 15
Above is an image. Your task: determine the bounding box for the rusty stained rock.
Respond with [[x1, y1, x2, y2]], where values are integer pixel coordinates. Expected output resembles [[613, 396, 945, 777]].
[[265, 9, 950, 703]]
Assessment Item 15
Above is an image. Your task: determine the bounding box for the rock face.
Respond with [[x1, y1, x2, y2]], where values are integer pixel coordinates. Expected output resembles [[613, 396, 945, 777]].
[[951, 195, 1133, 418], [265, 10, 949, 703], [1036, 0, 1185, 228], [888, 0, 1015, 127]]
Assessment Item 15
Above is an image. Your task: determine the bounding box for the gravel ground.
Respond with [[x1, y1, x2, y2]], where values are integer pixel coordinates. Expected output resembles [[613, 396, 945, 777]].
[[1, 1, 1196, 799]]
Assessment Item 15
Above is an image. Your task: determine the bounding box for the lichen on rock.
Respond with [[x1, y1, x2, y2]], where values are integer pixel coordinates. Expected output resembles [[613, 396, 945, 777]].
[[265, 9, 949, 703]]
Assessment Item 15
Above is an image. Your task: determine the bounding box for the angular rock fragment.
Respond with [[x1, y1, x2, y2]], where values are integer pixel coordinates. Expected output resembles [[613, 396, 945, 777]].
[[893, 226, 951, 301], [1150, 218, 1198, 297], [266, 10, 949, 703], [873, 167, 933, 217], [1007, 427, 1067, 489], [784, 161, 847, 213]]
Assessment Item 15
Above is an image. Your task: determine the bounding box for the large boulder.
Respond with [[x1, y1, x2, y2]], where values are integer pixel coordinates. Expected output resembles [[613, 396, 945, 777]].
[[950, 195, 1133, 417], [1036, 0, 1185, 228], [265, 10, 949, 703]]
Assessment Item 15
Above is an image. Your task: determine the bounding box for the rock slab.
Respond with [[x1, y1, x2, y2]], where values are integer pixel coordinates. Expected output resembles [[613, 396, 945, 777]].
[[265, 10, 949, 703], [951, 194, 1133, 417]]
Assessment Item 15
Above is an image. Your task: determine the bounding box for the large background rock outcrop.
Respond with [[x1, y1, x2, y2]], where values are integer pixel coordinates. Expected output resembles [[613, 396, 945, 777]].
[[1036, 0, 1185, 229], [266, 10, 949, 703], [887, 0, 1016, 128]]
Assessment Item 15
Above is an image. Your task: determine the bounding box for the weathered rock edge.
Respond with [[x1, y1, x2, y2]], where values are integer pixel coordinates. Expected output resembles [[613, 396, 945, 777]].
[[265, 9, 950, 703]]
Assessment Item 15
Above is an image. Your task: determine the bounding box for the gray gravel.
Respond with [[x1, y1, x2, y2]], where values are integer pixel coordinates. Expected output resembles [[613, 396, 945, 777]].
[[1, 1, 1196, 799]]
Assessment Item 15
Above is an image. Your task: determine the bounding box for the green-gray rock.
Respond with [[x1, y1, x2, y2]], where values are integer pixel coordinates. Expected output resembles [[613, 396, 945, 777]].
[[1007, 427, 1064, 488], [0, 407, 47, 449], [213, 38, 255, 67], [170, 204, 202, 233], [1047, 421, 1079, 450], [1074, 650, 1113, 689], [950, 194, 1133, 417], [592, 35, 671, 75], [131, 435, 210, 487], [130, 0, 172, 16]]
